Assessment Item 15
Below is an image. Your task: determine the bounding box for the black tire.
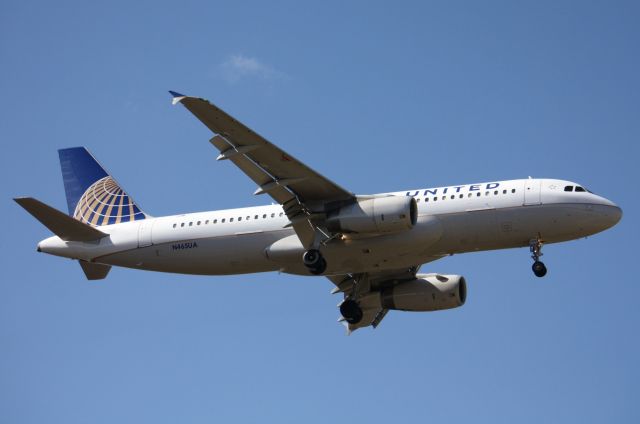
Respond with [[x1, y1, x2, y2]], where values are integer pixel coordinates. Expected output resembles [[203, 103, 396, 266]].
[[303, 249, 322, 267], [309, 257, 327, 275], [532, 261, 547, 278], [339, 299, 363, 324]]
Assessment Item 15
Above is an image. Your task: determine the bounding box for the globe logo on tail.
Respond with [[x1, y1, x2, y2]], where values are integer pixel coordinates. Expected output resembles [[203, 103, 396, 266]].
[[73, 176, 146, 226]]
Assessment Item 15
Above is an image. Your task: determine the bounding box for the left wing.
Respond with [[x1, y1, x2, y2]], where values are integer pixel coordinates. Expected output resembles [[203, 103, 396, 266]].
[[170, 91, 354, 247]]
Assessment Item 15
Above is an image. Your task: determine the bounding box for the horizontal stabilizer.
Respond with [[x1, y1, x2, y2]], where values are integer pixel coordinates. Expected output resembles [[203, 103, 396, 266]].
[[14, 197, 108, 242], [79, 260, 111, 280]]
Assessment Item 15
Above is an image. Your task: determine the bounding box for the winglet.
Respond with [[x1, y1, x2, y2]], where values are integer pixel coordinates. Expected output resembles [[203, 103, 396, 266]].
[[169, 90, 187, 105]]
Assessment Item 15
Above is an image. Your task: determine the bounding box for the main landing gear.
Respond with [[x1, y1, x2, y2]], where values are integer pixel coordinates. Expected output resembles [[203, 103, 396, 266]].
[[303, 249, 327, 275], [529, 237, 547, 278]]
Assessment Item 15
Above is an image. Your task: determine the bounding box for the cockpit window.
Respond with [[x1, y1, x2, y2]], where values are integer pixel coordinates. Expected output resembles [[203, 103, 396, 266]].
[[564, 185, 573, 192], [575, 186, 586, 192]]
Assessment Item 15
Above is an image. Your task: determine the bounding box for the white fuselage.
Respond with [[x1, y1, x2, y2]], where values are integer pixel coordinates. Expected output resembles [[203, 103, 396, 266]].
[[37, 178, 622, 276]]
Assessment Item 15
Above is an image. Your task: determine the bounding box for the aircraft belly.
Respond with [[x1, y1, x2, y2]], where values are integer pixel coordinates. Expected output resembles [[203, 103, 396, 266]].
[[99, 232, 283, 275], [431, 203, 606, 255], [518, 203, 611, 243], [432, 209, 500, 253], [273, 215, 444, 275], [330, 214, 443, 272]]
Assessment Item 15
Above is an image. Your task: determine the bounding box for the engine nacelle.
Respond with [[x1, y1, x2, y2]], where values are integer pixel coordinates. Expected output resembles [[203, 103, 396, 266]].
[[380, 274, 467, 312], [326, 196, 417, 234]]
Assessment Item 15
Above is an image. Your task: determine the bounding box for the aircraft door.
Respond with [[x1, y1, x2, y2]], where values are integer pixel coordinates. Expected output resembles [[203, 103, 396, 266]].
[[524, 179, 542, 205], [138, 220, 154, 247]]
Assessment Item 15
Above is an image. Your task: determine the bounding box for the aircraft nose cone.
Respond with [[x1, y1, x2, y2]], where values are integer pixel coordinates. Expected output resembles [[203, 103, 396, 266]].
[[596, 204, 622, 230], [607, 205, 623, 227]]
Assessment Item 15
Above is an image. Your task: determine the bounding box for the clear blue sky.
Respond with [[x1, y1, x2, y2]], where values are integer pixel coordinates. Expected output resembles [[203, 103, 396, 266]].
[[1, 1, 638, 422]]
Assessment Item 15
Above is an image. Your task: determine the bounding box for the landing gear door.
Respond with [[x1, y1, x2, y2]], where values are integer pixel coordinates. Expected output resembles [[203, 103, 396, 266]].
[[138, 220, 154, 247], [524, 179, 542, 205]]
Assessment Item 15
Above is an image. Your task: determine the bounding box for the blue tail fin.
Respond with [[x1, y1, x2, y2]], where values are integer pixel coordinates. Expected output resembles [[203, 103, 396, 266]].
[[58, 147, 148, 226]]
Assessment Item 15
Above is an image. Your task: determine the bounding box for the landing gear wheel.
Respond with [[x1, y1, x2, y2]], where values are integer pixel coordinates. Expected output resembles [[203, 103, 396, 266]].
[[309, 257, 327, 275], [303, 249, 327, 275], [532, 261, 547, 278], [340, 299, 363, 324], [303, 249, 321, 267]]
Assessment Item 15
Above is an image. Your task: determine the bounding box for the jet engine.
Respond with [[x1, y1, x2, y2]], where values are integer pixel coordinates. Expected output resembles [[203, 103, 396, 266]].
[[326, 196, 417, 234], [380, 274, 466, 312]]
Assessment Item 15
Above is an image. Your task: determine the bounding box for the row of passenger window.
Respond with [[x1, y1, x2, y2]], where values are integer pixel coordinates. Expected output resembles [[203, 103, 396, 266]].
[[172, 211, 284, 229], [416, 188, 517, 203], [172, 188, 518, 228]]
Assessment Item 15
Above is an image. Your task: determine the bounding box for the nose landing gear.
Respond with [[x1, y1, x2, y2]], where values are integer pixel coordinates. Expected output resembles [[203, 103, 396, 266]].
[[529, 237, 547, 277]]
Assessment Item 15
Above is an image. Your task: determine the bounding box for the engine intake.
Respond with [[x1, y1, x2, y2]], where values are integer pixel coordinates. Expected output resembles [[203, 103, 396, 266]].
[[380, 274, 466, 312], [326, 196, 417, 234]]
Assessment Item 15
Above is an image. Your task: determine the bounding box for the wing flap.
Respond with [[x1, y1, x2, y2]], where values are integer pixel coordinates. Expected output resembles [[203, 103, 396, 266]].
[[209, 135, 295, 205]]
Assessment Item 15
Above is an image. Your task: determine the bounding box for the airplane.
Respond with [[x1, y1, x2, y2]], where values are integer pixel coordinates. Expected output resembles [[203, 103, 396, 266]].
[[14, 91, 623, 333]]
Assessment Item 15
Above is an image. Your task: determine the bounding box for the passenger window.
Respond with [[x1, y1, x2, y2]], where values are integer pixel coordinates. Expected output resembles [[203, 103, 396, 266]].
[[502, 190, 507, 194], [416, 198, 420, 203], [279, 212, 284, 217], [477, 193, 481, 197], [451, 195, 455, 199], [511, 189, 516, 193], [442, 196, 446, 200], [433, 197, 437, 201], [425, 197, 429, 202], [205, 220, 209, 225], [222, 218, 226, 223], [238, 217, 242, 221], [197, 221, 201, 225], [271, 213, 275, 218], [485, 192, 489, 196], [254, 215, 258, 219], [214, 219, 217, 224], [189, 222, 193, 226], [230, 218, 234, 222], [459, 194, 463, 199], [468, 193, 472, 198], [173, 223, 177, 228], [263, 214, 267, 218], [181, 223, 185, 227], [564, 186, 573, 192], [575, 186, 586, 192]]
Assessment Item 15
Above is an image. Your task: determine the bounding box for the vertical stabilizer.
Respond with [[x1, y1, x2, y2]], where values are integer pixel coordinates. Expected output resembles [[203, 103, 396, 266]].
[[58, 147, 148, 227]]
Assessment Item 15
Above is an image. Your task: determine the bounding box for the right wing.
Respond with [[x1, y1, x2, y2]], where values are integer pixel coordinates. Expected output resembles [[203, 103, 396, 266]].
[[170, 91, 354, 247], [327, 255, 446, 333], [327, 266, 421, 334]]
